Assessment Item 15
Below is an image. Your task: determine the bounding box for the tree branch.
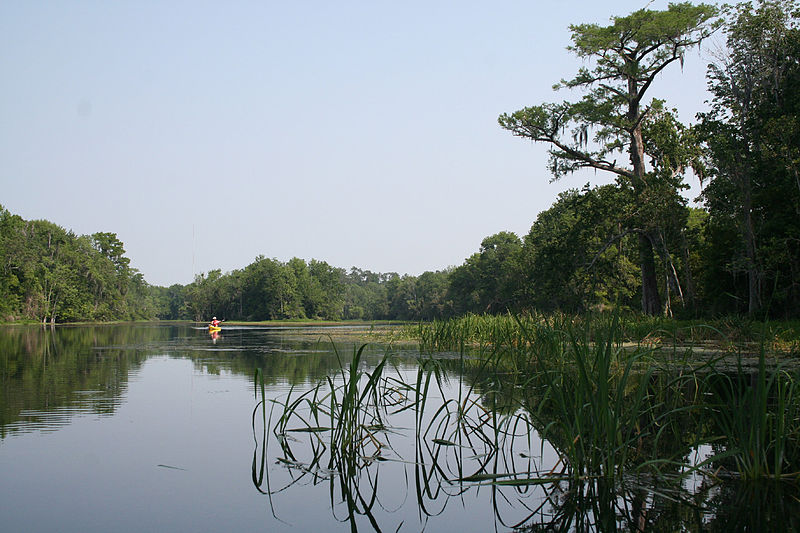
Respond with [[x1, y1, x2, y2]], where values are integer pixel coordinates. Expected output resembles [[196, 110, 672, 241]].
[[585, 228, 643, 270]]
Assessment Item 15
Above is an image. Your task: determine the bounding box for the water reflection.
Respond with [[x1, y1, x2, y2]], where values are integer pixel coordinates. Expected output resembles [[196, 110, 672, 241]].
[[2, 325, 799, 532], [0, 325, 150, 437], [0, 324, 394, 440]]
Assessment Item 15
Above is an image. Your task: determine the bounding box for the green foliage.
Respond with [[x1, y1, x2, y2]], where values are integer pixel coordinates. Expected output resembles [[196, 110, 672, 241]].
[[171, 256, 456, 323], [519, 186, 640, 312], [500, 3, 717, 184], [342, 268, 391, 320], [0, 206, 155, 323], [447, 232, 522, 315], [697, 0, 800, 317]]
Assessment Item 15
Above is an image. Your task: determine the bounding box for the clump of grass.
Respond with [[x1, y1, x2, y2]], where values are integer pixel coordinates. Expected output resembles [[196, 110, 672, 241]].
[[410, 312, 580, 356], [518, 313, 679, 482], [703, 347, 800, 480], [255, 341, 564, 528], [273, 344, 400, 473], [253, 343, 415, 528]]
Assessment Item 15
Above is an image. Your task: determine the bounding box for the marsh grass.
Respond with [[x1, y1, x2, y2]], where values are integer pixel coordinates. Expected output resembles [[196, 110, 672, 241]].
[[410, 312, 568, 355], [413, 312, 800, 484], [410, 312, 800, 356], [702, 348, 800, 480], [514, 314, 688, 483], [252, 343, 414, 528], [252, 313, 800, 530]]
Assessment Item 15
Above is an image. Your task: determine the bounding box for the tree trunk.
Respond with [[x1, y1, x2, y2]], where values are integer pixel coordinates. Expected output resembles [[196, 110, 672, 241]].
[[638, 234, 662, 315], [741, 171, 761, 315], [658, 231, 685, 309], [628, 89, 661, 316], [744, 212, 760, 315], [680, 232, 696, 312]]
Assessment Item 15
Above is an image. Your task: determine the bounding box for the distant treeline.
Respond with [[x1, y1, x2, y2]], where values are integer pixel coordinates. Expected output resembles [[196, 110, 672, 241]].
[[2, 1, 798, 323], [1, 185, 796, 324]]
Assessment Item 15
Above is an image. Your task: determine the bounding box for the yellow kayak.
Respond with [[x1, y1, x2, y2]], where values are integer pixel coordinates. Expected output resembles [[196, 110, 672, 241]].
[[208, 325, 221, 332]]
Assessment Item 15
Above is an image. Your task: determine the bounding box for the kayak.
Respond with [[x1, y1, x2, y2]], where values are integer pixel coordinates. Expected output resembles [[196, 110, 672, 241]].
[[208, 325, 221, 332]]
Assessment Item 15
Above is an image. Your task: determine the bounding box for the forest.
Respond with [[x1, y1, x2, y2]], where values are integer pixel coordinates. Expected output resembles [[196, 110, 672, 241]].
[[1, 1, 798, 323]]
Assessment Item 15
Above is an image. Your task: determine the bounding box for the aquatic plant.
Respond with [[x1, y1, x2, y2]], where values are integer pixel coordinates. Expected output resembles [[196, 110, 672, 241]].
[[252, 313, 800, 530], [703, 349, 800, 480], [517, 314, 667, 481], [411, 312, 800, 355], [252, 343, 414, 528]]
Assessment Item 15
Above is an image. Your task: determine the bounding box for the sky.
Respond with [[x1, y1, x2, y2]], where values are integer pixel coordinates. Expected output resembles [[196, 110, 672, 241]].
[[1, 1, 718, 287]]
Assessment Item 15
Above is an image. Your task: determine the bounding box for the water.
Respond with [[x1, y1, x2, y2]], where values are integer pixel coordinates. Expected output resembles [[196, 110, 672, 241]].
[[1, 324, 798, 532]]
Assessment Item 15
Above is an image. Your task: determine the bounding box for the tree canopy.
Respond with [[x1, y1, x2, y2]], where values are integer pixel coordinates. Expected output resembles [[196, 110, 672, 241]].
[[499, 2, 718, 315]]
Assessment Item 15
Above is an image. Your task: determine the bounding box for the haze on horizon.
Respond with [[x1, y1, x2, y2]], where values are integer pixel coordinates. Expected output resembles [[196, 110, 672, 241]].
[[0, 1, 715, 287]]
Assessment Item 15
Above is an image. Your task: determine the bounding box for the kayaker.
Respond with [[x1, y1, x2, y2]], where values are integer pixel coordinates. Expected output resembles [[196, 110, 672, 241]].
[[210, 317, 221, 327]]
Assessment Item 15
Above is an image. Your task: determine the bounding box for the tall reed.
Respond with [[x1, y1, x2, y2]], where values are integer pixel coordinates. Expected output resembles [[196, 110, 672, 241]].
[[519, 313, 674, 481], [703, 347, 800, 480]]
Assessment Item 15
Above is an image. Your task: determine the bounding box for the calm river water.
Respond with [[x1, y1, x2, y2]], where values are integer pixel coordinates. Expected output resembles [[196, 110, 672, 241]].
[[1, 324, 798, 532]]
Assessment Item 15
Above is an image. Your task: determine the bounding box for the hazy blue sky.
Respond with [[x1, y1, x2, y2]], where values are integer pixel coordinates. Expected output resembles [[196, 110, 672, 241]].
[[1, 1, 717, 287]]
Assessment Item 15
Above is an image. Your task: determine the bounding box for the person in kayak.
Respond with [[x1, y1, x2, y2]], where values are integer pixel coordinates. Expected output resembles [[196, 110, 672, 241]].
[[210, 317, 221, 328]]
